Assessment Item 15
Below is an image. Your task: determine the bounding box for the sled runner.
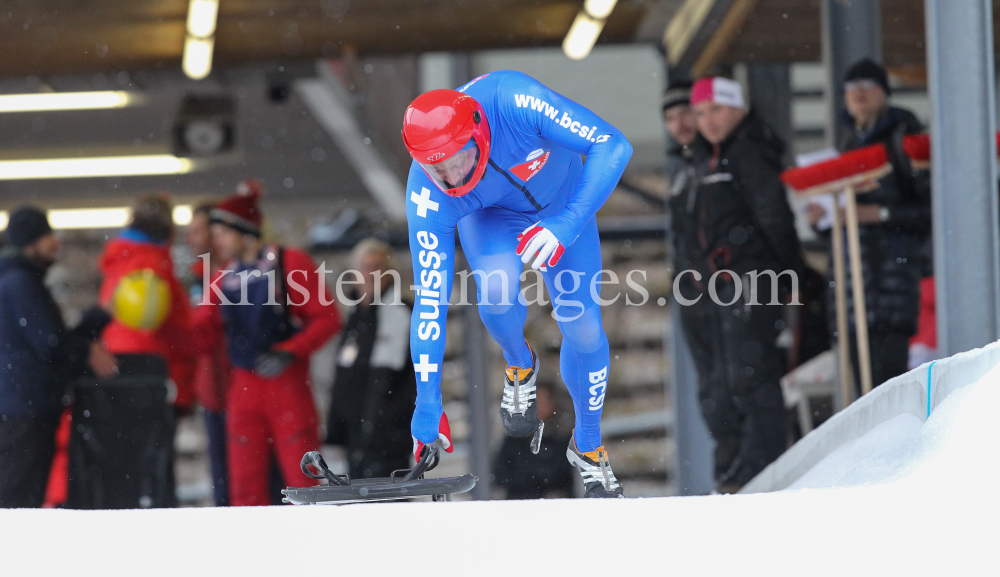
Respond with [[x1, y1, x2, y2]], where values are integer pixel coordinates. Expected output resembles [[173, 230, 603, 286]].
[[282, 445, 476, 505]]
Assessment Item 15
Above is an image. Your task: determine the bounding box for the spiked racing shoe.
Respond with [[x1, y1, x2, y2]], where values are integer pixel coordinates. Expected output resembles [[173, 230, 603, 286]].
[[566, 433, 624, 498], [499, 345, 545, 453]]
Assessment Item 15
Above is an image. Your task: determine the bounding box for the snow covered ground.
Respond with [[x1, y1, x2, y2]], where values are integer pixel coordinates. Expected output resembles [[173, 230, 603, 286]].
[[3, 366, 998, 576]]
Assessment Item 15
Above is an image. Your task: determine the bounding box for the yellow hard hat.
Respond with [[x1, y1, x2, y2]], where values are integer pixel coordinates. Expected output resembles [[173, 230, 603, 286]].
[[111, 269, 171, 331]]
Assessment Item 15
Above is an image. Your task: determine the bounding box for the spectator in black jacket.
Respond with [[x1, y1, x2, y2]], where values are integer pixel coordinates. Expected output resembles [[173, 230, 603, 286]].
[[0, 206, 117, 508], [805, 58, 931, 390], [324, 239, 415, 479], [664, 80, 710, 216], [674, 77, 804, 492]]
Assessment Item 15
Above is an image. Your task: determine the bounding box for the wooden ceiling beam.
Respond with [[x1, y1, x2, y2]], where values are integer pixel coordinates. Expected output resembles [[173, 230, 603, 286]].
[[0, 0, 647, 77], [691, 0, 759, 77], [664, 0, 721, 65]]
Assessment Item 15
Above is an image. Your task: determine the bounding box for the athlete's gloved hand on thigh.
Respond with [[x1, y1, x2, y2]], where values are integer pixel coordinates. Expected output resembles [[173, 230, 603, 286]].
[[411, 405, 453, 461], [516, 223, 565, 271], [254, 349, 295, 378]]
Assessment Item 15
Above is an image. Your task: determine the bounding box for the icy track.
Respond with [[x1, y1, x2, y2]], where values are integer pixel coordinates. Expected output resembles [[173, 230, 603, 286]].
[[3, 369, 999, 577]]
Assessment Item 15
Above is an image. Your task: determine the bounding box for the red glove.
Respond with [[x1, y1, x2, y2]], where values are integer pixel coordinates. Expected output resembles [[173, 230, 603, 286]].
[[516, 223, 565, 271], [412, 412, 453, 461]]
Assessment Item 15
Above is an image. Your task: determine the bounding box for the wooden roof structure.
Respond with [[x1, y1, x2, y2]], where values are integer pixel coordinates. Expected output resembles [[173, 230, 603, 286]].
[[665, 0, 1000, 84], [0, 0, 651, 77]]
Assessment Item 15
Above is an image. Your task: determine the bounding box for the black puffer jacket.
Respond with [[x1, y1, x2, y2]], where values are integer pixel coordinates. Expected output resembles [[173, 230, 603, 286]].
[[325, 288, 415, 479], [666, 136, 708, 203], [826, 106, 930, 336], [0, 251, 99, 417], [666, 136, 706, 258], [671, 112, 803, 293]]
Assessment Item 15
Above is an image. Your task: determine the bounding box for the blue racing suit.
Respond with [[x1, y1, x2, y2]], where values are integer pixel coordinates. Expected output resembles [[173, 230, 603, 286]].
[[406, 71, 632, 453]]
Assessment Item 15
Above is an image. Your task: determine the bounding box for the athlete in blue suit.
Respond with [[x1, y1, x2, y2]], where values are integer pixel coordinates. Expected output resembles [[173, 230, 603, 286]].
[[401, 71, 632, 497]]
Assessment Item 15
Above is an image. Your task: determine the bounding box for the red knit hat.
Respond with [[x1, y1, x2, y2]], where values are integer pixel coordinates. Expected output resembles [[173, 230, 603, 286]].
[[691, 76, 745, 109], [210, 179, 264, 237]]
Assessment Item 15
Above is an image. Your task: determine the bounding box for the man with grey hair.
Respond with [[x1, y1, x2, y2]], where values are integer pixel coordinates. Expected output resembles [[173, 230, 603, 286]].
[[324, 238, 415, 479]]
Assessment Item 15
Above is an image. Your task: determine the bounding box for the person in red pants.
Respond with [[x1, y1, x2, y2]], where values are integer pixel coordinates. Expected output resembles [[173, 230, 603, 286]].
[[194, 180, 341, 506]]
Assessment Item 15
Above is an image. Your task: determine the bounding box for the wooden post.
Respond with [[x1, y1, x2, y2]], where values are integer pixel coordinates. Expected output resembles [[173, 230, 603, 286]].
[[830, 191, 854, 408], [788, 163, 890, 405], [843, 185, 874, 395]]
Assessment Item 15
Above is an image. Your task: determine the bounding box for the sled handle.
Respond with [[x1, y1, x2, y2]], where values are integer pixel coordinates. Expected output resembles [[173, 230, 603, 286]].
[[402, 443, 439, 482], [300, 451, 349, 486]]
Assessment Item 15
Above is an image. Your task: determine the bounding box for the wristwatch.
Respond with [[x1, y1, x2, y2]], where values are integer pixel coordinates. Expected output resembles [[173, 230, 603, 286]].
[[878, 206, 891, 223]]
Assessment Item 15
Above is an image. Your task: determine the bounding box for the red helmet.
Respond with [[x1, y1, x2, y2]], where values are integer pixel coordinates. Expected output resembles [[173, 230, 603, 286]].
[[402, 89, 491, 198]]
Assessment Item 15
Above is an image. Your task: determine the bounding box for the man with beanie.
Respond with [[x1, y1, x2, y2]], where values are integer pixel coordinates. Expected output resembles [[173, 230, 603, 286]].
[[664, 79, 709, 187], [0, 206, 118, 508], [805, 58, 930, 390], [664, 79, 709, 268], [194, 180, 342, 506], [663, 80, 699, 154], [675, 76, 803, 492]]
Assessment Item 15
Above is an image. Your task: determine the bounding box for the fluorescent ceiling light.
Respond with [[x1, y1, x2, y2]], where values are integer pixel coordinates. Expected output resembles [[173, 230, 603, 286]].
[[187, 0, 220, 38], [0, 91, 137, 114], [0, 155, 193, 180], [184, 0, 218, 80], [0, 205, 194, 230], [563, 13, 605, 60], [173, 205, 193, 226], [183, 36, 215, 80], [584, 0, 617, 19], [49, 208, 130, 229]]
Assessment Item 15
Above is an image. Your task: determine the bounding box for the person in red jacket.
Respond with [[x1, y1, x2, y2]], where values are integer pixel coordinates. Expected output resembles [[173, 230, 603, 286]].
[[195, 181, 341, 506], [185, 201, 232, 506], [99, 194, 195, 410]]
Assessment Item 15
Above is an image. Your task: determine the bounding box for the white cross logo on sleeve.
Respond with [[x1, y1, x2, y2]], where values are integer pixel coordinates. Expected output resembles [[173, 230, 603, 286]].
[[529, 160, 541, 170], [414, 354, 439, 382], [411, 187, 440, 218]]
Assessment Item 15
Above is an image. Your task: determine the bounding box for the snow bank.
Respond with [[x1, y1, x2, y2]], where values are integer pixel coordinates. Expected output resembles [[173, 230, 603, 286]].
[[2, 365, 998, 576], [745, 338, 1000, 493]]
